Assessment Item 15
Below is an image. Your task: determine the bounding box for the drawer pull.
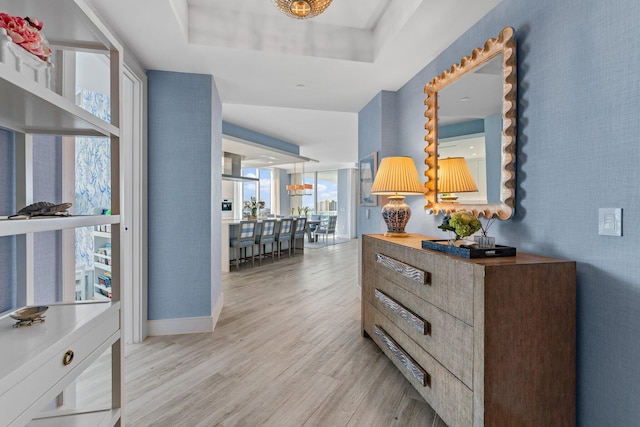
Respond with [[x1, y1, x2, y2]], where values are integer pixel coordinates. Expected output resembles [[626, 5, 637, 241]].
[[63, 350, 74, 366], [375, 253, 430, 285], [375, 289, 431, 335], [374, 325, 431, 387]]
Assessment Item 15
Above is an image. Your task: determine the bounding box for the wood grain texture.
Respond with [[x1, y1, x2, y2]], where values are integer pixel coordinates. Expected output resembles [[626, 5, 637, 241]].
[[375, 253, 430, 285], [482, 263, 576, 426], [374, 325, 430, 387], [363, 234, 576, 427], [365, 234, 475, 326], [367, 275, 474, 388], [374, 288, 430, 335], [364, 300, 474, 427], [76, 238, 446, 427]]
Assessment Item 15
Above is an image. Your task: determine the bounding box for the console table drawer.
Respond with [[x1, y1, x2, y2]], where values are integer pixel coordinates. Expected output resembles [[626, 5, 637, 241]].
[[363, 301, 473, 427], [365, 239, 474, 325], [366, 281, 473, 387]]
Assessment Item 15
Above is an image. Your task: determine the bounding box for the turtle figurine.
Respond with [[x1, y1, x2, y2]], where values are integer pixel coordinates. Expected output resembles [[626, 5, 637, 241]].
[[9, 202, 72, 219]]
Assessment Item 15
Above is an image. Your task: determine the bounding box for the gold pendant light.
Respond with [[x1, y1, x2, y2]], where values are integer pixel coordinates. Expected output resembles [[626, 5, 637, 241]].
[[273, 0, 333, 19]]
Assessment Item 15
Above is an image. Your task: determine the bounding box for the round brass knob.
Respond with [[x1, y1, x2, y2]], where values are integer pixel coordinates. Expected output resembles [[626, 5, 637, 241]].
[[63, 350, 74, 366]]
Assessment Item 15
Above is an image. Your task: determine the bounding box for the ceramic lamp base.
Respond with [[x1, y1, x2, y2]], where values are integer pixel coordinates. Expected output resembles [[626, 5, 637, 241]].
[[380, 196, 412, 236]]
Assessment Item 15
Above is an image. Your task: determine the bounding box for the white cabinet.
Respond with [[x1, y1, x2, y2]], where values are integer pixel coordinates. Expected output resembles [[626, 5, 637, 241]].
[[0, 303, 120, 426], [0, 0, 124, 425]]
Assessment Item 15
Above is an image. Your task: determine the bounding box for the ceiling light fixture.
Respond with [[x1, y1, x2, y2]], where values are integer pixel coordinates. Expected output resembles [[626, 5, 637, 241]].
[[287, 162, 313, 196], [273, 0, 333, 19]]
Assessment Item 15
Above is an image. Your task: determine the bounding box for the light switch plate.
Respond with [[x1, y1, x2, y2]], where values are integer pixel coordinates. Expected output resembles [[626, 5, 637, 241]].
[[599, 208, 622, 236]]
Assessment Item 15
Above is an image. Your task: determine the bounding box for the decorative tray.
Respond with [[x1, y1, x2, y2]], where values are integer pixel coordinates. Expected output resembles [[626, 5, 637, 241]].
[[421, 240, 516, 259]]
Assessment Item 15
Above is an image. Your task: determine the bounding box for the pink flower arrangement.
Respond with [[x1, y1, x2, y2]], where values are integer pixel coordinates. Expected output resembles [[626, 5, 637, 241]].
[[0, 13, 51, 62]]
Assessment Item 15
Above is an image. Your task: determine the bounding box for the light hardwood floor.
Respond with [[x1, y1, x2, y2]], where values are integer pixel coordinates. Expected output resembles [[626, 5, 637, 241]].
[[80, 239, 445, 426]]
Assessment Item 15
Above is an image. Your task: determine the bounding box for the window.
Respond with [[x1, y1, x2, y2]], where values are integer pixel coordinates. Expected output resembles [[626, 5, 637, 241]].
[[316, 171, 338, 215], [259, 169, 272, 215], [242, 168, 257, 201], [302, 172, 315, 212], [242, 168, 273, 215]]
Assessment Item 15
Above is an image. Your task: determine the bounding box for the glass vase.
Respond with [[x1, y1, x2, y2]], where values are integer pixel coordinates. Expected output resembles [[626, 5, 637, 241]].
[[474, 235, 496, 249]]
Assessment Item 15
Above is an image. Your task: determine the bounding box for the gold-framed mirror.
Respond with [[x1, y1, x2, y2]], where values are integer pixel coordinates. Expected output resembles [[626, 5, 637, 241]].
[[424, 27, 517, 219]]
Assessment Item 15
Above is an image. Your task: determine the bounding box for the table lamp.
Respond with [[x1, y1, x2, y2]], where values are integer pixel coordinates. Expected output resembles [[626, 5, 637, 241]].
[[437, 157, 478, 202], [370, 156, 424, 237]]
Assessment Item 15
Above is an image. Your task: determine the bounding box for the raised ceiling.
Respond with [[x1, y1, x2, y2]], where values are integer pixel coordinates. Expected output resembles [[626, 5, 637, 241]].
[[86, 0, 501, 170]]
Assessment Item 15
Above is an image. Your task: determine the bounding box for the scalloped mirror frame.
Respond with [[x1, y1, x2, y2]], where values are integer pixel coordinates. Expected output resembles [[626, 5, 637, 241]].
[[424, 26, 517, 220]]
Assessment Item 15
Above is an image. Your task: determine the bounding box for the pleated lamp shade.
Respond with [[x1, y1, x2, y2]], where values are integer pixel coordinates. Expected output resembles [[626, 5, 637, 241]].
[[370, 157, 424, 196], [437, 157, 478, 193]]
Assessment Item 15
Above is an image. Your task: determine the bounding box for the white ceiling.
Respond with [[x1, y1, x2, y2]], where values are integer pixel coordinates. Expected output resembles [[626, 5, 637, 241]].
[[85, 0, 501, 171]]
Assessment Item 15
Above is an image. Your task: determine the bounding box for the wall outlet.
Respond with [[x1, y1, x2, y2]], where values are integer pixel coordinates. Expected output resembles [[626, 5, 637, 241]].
[[599, 208, 622, 236]]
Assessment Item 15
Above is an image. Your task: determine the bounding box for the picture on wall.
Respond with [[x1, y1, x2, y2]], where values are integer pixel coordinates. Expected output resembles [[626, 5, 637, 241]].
[[359, 151, 378, 206]]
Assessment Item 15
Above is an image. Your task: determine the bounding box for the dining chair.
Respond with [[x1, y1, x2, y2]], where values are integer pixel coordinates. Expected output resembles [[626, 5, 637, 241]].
[[229, 220, 257, 271], [292, 217, 307, 256], [275, 217, 293, 260], [317, 215, 338, 244], [255, 219, 277, 265], [307, 214, 322, 242]]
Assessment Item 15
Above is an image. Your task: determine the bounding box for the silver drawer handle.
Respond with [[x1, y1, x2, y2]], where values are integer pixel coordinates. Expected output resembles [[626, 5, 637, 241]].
[[375, 289, 431, 335], [374, 325, 431, 387], [375, 253, 430, 285]]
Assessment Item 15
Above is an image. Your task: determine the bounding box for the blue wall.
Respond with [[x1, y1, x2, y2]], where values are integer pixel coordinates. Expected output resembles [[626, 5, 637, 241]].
[[0, 129, 15, 312], [439, 119, 484, 139], [357, 91, 398, 235], [32, 135, 62, 304], [147, 70, 221, 320], [0, 131, 62, 309], [362, 0, 640, 424], [222, 122, 299, 155]]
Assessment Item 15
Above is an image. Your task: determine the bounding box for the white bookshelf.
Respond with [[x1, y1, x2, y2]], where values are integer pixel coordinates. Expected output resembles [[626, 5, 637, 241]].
[[0, 0, 124, 425]]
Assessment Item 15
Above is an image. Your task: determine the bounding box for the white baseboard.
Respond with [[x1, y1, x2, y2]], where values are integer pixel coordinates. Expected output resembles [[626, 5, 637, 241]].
[[211, 292, 224, 331], [147, 292, 224, 336]]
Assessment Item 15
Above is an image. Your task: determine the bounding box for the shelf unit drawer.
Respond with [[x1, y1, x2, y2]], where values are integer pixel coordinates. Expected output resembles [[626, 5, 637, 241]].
[[364, 280, 473, 387], [363, 301, 473, 427], [364, 237, 474, 325], [0, 304, 119, 426]]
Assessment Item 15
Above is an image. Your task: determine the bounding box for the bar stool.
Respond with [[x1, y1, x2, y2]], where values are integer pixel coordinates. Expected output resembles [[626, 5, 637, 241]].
[[275, 217, 293, 260], [229, 220, 257, 271], [292, 217, 306, 256], [256, 219, 277, 265]]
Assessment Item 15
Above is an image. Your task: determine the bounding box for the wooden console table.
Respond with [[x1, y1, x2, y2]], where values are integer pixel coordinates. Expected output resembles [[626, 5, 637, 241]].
[[361, 234, 576, 426]]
